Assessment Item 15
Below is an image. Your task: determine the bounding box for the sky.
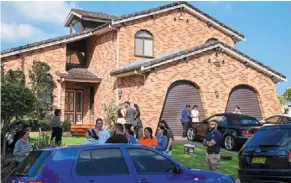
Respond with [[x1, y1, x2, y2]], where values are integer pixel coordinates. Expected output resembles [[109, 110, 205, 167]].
[[1, 1, 290, 95]]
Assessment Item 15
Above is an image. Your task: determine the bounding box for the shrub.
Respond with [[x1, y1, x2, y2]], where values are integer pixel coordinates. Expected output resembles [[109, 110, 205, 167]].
[[32, 134, 65, 150], [62, 120, 71, 132], [27, 119, 51, 132]]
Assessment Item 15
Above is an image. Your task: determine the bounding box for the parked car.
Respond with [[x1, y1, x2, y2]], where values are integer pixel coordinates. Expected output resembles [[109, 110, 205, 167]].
[[9, 144, 236, 183], [238, 124, 291, 183], [187, 113, 261, 151], [1, 120, 30, 150], [259, 114, 291, 126]]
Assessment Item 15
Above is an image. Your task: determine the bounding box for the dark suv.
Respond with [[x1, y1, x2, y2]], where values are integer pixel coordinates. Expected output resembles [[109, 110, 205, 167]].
[[238, 124, 291, 183]]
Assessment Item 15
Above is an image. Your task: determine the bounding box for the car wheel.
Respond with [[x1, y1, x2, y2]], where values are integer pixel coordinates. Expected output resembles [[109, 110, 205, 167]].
[[187, 127, 196, 141], [224, 135, 236, 151]]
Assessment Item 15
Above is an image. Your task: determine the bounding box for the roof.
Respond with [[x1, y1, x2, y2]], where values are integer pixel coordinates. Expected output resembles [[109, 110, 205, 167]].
[[0, 23, 109, 57], [71, 9, 118, 20], [112, 1, 244, 41], [63, 9, 118, 27], [56, 68, 101, 81], [110, 41, 287, 82]]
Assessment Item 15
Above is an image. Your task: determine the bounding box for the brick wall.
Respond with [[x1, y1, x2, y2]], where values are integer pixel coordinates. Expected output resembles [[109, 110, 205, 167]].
[[119, 9, 235, 67], [118, 51, 281, 132], [87, 31, 117, 120], [2, 45, 67, 114]]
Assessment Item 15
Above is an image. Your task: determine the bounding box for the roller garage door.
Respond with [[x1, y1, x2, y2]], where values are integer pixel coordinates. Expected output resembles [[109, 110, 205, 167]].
[[159, 80, 205, 137], [225, 85, 262, 120]]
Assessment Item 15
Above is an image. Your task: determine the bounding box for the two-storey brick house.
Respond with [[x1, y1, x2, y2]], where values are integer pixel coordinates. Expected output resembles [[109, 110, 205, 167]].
[[1, 2, 287, 136]]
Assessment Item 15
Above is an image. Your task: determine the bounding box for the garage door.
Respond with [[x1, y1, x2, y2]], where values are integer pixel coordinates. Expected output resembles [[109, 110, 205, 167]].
[[159, 81, 205, 137], [225, 85, 262, 120]]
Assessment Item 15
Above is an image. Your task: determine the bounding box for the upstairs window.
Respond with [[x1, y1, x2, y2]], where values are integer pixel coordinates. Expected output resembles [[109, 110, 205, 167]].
[[135, 30, 153, 57], [205, 38, 218, 44], [72, 22, 82, 33]]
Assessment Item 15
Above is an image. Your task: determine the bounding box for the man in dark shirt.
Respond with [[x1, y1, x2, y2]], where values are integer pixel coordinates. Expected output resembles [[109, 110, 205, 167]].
[[106, 123, 128, 144], [203, 120, 223, 173], [181, 104, 191, 138]]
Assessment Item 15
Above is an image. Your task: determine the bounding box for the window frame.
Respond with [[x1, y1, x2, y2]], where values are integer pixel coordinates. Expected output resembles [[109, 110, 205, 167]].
[[126, 148, 177, 175], [75, 148, 130, 176], [134, 30, 154, 58]]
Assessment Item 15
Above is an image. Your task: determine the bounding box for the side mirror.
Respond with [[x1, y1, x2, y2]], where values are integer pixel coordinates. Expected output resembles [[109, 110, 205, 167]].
[[174, 164, 181, 174]]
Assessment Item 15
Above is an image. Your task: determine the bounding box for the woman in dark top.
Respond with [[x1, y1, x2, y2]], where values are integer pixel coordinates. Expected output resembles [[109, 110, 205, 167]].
[[51, 109, 62, 145], [159, 120, 174, 156], [133, 104, 143, 139]]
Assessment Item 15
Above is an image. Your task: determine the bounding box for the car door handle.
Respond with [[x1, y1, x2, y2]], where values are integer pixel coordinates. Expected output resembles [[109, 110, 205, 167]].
[[88, 180, 95, 183], [139, 179, 149, 183]]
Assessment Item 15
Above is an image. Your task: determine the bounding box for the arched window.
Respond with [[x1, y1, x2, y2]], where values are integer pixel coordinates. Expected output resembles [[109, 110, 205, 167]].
[[205, 38, 218, 44], [135, 30, 153, 57]]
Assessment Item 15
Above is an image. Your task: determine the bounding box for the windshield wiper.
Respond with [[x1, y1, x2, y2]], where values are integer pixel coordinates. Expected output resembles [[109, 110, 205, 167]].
[[258, 144, 281, 147]]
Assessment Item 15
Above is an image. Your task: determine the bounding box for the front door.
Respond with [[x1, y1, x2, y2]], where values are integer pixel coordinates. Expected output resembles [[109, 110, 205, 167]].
[[65, 90, 83, 124]]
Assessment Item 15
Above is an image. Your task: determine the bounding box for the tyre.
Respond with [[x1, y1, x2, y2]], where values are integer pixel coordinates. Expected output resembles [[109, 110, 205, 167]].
[[224, 135, 236, 151], [187, 127, 196, 141]]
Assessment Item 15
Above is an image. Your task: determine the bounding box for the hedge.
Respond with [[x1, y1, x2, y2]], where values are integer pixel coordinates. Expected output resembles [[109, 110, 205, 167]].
[[25, 120, 71, 132]]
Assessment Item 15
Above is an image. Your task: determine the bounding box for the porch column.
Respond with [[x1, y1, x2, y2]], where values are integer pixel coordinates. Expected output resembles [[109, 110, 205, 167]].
[[57, 81, 62, 108]]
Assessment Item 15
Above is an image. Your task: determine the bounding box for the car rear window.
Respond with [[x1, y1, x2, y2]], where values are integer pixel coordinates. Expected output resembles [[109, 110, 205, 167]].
[[12, 151, 50, 177], [246, 129, 291, 148], [230, 118, 259, 126]]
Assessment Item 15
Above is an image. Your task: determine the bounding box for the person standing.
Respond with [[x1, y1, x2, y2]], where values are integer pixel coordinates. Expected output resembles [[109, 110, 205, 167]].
[[191, 105, 200, 123], [117, 108, 126, 124], [133, 103, 143, 139], [95, 118, 110, 144], [124, 101, 137, 125], [139, 127, 157, 148], [203, 120, 223, 173], [181, 104, 191, 138], [13, 129, 32, 165], [156, 126, 168, 154], [51, 109, 63, 145], [84, 129, 99, 145], [233, 106, 242, 114], [159, 120, 174, 156], [106, 123, 128, 143], [124, 124, 138, 144]]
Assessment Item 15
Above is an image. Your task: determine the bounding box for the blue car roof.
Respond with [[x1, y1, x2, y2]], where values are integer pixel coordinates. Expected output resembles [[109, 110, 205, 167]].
[[37, 143, 143, 151]]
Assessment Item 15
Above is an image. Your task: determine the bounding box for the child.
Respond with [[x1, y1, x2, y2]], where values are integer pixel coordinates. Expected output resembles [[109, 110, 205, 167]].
[[84, 128, 99, 145], [156, 126, 168, 154]]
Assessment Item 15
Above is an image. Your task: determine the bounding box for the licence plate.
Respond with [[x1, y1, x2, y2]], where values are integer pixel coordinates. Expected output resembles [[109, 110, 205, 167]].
[[252, 157, 266, 164]]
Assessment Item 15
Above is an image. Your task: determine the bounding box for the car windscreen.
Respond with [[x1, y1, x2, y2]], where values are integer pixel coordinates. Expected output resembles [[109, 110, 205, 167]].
[[246, 129, 291, 148], [12, 151, 50, 177]]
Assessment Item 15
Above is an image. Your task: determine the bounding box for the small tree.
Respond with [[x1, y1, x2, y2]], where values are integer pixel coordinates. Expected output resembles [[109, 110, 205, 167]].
[[102, 99, 119, 129], [279, 88, 291, 105], [29, 61, 53, 119], [1, 70, 36, 156]]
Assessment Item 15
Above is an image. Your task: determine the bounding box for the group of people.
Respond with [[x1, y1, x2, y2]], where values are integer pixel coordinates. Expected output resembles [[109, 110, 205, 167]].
[[181, 104, 200, 138], [83, 118, 174, 156]]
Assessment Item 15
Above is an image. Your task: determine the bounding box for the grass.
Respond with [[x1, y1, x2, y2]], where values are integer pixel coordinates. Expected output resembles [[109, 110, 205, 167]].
[[31, 136, 238, 179]]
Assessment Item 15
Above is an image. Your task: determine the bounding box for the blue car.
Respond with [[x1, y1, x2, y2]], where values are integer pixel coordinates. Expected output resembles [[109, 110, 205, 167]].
[[9, 144, 235, 183]]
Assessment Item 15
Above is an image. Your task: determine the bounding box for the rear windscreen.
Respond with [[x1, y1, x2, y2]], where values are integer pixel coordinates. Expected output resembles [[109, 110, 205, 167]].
[[12, 151, 50, 177], [246, 129, 291, 148], [230, 118, 259, 126]]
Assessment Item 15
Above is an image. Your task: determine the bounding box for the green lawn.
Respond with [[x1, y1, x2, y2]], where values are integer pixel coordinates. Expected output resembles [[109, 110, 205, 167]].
[[32, 136, 238, 179]]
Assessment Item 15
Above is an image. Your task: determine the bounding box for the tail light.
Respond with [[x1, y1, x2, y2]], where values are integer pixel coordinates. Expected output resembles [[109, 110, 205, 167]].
[[288, 151, 291, 163], [241, 130, 253, 137], [28, 181, 43, 183]]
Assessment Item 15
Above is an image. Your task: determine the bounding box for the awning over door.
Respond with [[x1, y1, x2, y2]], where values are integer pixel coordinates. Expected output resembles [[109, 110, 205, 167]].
[[159, 80, 205, 136], [225, 85, 262, 120]]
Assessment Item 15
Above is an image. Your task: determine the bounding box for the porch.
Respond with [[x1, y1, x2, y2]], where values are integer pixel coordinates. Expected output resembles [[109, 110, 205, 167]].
[[56, 68, 101, 136]]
